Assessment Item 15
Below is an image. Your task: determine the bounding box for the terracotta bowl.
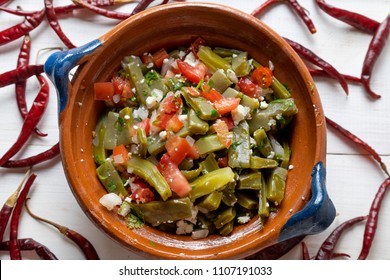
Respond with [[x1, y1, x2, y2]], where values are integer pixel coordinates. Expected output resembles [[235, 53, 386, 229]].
[[45, 2, 335, 259]]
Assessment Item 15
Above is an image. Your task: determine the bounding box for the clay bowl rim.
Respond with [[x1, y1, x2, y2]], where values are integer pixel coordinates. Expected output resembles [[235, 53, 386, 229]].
[[58, 2, 326, 259]]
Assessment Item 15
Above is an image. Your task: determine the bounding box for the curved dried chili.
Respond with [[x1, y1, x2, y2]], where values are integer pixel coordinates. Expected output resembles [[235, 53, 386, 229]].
[[361, 14, 390, 100], [358, 178, 390, 260], [315, 216, 367, 260], [44, 0, 76, 49], [25, 199, 100, 260], [0, 64, 44, 88], [0, 75, 49, 166], [325, 116, 389, 177], [1, 142, 60, 168], [284, 37, 349, 95], [315, 0, 380, 34], [0, 238, 58, 260], [9, 173, 37, 260], [0, 9, 45, 47]]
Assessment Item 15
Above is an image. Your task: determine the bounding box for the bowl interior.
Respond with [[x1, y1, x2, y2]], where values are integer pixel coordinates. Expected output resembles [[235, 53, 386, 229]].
[[60, 2, 326, 259]]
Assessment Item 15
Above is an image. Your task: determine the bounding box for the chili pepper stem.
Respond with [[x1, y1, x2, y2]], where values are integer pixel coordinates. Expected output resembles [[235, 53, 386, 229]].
[[24, 198, 69, 235], [5, 169, 31, 207]]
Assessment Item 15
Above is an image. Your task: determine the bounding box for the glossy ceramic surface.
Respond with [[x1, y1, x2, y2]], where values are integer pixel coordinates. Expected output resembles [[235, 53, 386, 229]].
[[45, 2, 334, 259]]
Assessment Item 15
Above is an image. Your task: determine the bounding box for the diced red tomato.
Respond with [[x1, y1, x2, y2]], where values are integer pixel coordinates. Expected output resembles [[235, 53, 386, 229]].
[[158, 153, 191, 197], [94, 82, 115, 101], [112, 76, 133, 99], [252, 66, 273, 88], [213, 119, 232, 148], [186, 143, 199, 160], [137, 118, 150, 136], [140, 53, 154, 66], [130, 188, 155, 203], [153, 113, 173, 130], [237, 77, 258, 98], [160, 94, 183, 114], [165, 114, 184, 133], [201, 87, 223, 102], [185, 86, 201, 97], [218, 116, 234, 130], [152, 48, 169, 68], [130, 179, 155, 203], [165, 135, 190, 165], [213, 97, 240, 116], [217, 156, 228, 168], [112, 144, 129, 164], [176, 59, 207, 84]]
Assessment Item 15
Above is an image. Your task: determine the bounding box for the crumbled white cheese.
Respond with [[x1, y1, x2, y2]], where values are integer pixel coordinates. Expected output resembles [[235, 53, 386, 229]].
[[237, 215, 251, 224], [260, 101, 268, 109], [176, 220, 194, 235], [232, 104, 251, 125], [99, 193, 122, 211], [191, 229, 209, 240], [159, 130, 168, 141]]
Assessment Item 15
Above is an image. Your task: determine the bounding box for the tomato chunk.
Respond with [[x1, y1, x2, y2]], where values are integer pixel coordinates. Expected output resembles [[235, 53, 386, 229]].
[[94, 82, 115, 101], [152, 48, 169, 68], [112, 144, 129, 165], [237, 77, 258, 98], [160, 94, 183, 114], [213, 97, 240, 115], [165, 135, 191, 165], [176, 59, 207, 84], [158, 153, 191, 197], [201, 87, 224, 102], [165, 114, 184, 133], [213, 119, 232, 148], [252, 66, 273, 88], [130, 179, 155, 203]]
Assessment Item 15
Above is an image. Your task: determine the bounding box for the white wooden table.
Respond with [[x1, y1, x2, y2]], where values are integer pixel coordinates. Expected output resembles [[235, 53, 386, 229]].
[[1, 0, 389, 260]]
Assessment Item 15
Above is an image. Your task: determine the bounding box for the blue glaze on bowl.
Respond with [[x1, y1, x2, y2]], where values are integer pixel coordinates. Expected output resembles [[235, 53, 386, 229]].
[[44, 39, 102, 113], [278, 162, 336, 242]]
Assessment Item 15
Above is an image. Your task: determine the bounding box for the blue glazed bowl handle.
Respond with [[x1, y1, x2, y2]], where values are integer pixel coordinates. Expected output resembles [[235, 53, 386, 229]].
[[278, 161, 336, 242], [44, 39, 103, 113]]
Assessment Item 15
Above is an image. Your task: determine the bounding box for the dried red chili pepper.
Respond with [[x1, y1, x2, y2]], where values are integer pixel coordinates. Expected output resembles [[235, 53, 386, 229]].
[[361, 14, 390, 100], [0, 238, 58, 260], [0, 75, 49, 166], [301, 241, 311, 260], [0, 64, 44, 88], [315, 0, 380, 34], [44, 0, 76, 49], [251, 0, 279, 17], [252, 0, 316, 34], [358, 178, 390, 260], [1, 142, 60, 168], [0, 8, 45, 47], [9, 173, 37, 260], [284, 38, 349, 95], [0, 0, 11, 5], [25, 199, 100, 260], [0, 170, 31, 242], [325, 116, 390, 177], [14, 35, 47, 137], [71, 0, 131, 20], [315, 215, 367, 260], [131, 0, 169, 15], [309, 68, 362, 84]]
